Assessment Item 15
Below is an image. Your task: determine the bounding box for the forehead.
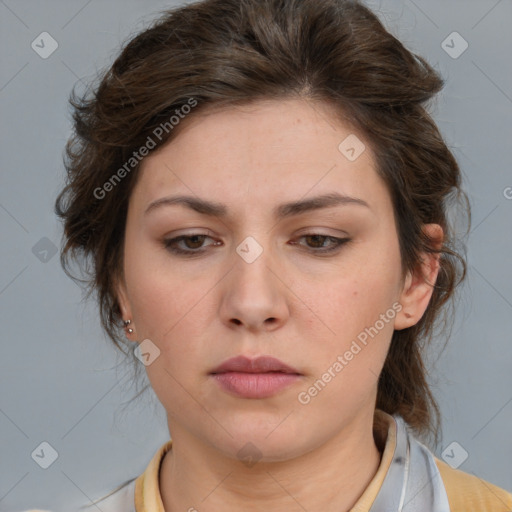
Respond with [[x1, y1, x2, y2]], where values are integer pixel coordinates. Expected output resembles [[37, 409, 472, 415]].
[[130, 98, 390, 217]]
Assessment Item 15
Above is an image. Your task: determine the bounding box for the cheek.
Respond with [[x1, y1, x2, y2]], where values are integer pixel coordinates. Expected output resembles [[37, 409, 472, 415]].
[[289, 248, 401, 384], [297, 259, 400, 341], [294, 276, 397, 414], [125, 247, 203, 337], [124, 251, 216, 370]]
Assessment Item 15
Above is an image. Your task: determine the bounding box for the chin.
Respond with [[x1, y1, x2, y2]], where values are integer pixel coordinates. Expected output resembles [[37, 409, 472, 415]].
[[210, 419, 311, 462]]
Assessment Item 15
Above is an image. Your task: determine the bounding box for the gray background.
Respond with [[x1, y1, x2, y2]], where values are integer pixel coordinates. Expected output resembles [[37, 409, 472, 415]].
[[1, 0, 511, 510]]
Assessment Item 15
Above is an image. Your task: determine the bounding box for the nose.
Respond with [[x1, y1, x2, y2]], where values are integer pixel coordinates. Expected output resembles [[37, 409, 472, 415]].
[[218, 246, 290, 333]]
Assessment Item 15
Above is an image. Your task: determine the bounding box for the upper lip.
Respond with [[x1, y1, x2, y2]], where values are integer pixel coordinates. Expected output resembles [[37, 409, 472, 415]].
[[210, 355, 301, 375]]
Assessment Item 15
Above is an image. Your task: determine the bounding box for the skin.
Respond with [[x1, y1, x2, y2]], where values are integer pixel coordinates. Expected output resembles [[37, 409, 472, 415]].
[[116, 98, 442, 511]]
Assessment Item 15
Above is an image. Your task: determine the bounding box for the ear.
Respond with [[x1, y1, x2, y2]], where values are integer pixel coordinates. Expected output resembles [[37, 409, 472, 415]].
[[394, 224, 443, 331], [114, 272, 135, 338]]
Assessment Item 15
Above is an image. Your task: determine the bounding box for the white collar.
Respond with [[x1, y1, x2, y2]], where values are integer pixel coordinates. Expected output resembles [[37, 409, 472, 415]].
[[368, 415, 451, 511]]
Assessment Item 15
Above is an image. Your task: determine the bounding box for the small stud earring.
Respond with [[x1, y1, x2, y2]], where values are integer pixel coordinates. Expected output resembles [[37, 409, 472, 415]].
[[123, 319, 134, 334]]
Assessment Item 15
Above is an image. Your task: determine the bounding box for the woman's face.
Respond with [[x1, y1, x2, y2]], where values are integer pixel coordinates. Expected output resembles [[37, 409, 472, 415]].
[[117, 98, 436, 461]]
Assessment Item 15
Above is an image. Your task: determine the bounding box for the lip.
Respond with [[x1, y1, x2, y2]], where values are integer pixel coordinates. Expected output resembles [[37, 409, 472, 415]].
[[211, 355, 301, 375], [210, 356, 302, 399]]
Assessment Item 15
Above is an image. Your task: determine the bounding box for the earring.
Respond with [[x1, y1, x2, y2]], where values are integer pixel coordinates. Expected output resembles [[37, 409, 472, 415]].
[[123, 319, 134, 334]]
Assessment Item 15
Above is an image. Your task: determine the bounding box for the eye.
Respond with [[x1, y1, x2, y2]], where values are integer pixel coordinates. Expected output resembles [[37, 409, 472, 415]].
[[163, 232, 351, 257], [292, 234, 351, 254], [163, 234, 220, 255]]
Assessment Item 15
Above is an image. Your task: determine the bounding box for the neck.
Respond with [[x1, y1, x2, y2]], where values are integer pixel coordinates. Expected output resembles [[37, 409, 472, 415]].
[[159, 410, 383, 512]]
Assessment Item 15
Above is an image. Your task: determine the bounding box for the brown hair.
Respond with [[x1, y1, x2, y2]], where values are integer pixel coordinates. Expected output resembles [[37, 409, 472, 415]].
[[55, 0, 469, 445]]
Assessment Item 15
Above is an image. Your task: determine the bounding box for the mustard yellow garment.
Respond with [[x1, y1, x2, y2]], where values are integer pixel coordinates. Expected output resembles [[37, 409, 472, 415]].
[[134, 410, 512, 511]]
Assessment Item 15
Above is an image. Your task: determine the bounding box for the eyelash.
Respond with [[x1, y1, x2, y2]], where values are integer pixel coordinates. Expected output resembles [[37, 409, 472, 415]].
[[163, 233, 351, 256]]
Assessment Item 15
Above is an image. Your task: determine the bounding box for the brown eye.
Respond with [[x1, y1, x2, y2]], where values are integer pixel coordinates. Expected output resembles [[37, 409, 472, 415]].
[[304, 234, 329, 248], [293, 234, 351, 254], [163, 234, 220, 255], [181, 235, 208, 249]]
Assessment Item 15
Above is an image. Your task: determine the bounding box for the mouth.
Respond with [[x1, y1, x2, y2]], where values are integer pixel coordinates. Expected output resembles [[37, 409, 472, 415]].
[[210, 355, 302, 375], [210, 355, 302, 399]]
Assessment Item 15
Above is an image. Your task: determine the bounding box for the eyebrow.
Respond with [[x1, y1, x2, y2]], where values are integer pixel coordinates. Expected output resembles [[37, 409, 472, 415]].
[[144, 192, 370, 219]]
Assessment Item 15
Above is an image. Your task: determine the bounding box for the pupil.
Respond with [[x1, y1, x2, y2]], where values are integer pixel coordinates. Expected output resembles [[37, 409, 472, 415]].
[[187, 235, 204, 248], [309, 235, 325, 247]]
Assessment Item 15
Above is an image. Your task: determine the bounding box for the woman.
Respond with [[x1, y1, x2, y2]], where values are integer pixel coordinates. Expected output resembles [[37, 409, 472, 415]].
[[31, 0, 512, 510]]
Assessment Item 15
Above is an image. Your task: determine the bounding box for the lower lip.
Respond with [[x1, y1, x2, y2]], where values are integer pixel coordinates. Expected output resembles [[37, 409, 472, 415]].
[[211, 372, 301, 398]]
